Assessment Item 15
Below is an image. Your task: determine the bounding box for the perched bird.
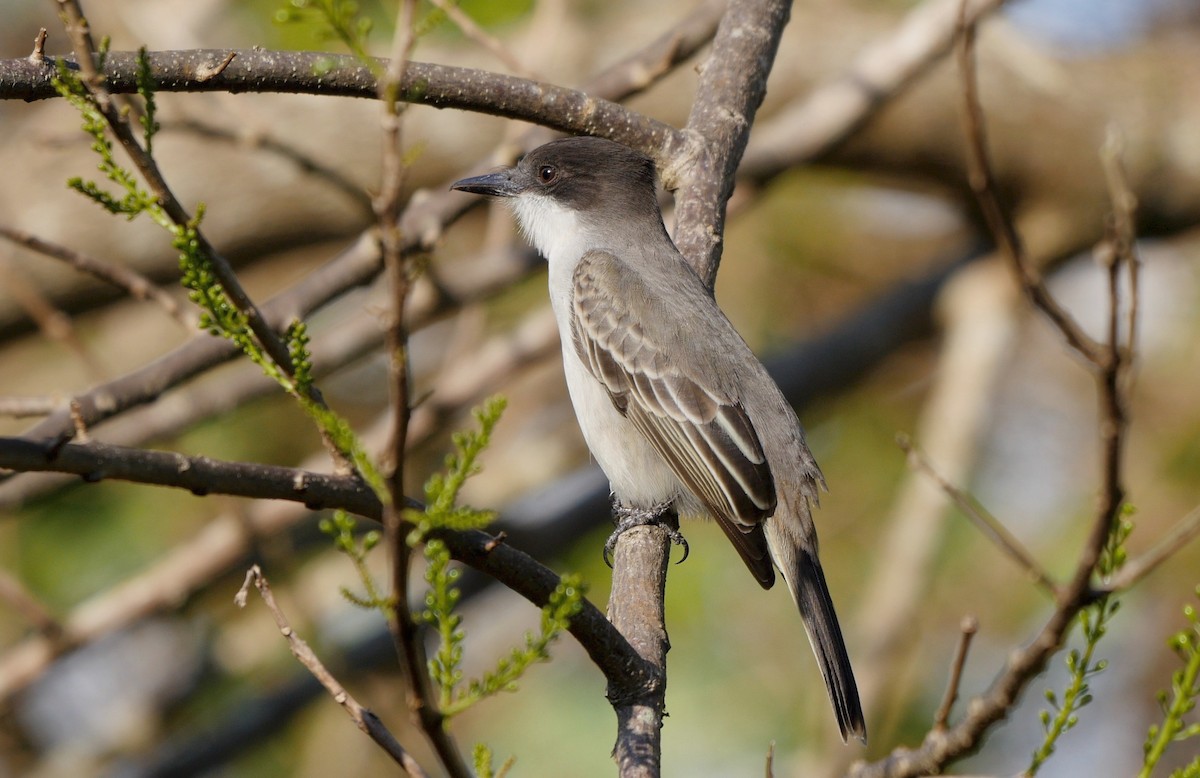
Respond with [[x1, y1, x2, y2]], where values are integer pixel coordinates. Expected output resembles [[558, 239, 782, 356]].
[[452, 136, 865, 741]]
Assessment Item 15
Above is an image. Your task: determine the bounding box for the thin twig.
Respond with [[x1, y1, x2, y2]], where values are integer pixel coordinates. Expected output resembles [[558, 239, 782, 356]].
[[898, 435, 1058, 595], [1106, 503, 1200, 592], [0, 225, 191, 328], [427, 0, 536, 78], [847, 6, 1139, 775], [29, 27, 47, 63], [0, 569, 62, 640], [1099, 127, 1140, 375], [933, 616, 978, 730], [53, 0, 355, 469], [954, 3, 1102, 365], [376, 4, 470, 775], [235, 565, 429, 776], [0, 257, 106, 380]]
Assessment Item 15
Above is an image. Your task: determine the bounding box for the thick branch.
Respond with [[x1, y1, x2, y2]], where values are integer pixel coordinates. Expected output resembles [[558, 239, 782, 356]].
[[0, 49, 681, 154], [0, 435, 648, 694], [669, 0, 792, 285]]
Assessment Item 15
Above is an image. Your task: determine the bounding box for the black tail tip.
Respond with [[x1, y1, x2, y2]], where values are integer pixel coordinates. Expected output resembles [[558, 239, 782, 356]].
[[838, 712, 868, 744]]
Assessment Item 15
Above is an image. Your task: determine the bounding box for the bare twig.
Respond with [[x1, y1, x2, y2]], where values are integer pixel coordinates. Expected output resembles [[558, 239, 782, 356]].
[[0, 225, 191, 328], [953, 3, 1101, 365], [0, 256, 106, 380], [0, 396, 63, 418], [1099, 127, 1140, 375], [1106, 503, 1200, 592], [898, 435, 1058, 595], [29, 27, 47, 63], [236, 565, 429, 776], [0, 569, 62, 640], [375, 3, 471, 776], [932, 616, 978, 730], [847, 7, 1138, 775], [427, 0, 536, 78]]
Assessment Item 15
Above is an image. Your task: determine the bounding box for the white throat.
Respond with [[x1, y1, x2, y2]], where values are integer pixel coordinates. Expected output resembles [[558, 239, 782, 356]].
[[510, 193, 595, 320]]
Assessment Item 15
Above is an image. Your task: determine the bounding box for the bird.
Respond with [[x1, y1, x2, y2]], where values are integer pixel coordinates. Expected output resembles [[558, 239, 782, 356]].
[[451, 135, 865, 742]]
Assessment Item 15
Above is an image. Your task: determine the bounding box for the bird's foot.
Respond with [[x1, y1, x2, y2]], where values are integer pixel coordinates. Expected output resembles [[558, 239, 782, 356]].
[[603, 499, 689, 567]]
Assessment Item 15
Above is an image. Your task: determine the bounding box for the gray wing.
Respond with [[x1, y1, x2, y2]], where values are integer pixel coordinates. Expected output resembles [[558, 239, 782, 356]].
[[572, 250, 777, 587]]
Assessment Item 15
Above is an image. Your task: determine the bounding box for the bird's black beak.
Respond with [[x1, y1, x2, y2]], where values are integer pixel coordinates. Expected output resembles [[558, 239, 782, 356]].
[[450, 170, 520, 198]]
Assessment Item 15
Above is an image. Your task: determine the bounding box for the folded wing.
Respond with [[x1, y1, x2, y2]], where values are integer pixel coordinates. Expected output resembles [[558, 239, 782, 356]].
[[572, 250, 778, 587]]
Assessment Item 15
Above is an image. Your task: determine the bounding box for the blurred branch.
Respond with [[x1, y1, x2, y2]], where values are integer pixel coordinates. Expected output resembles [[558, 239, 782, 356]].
[[0, 256, 106, 380], [898, 435, 1058, 595], [847, 258, 1016, 760], [0, 224, 192, 329], [0, 396, 63, 418], [1106, 503, 1200, 592], [848, 7, 1140, 774], [0, 569, 61, 641], [161, 118, 375, 218], [741, 0, 1006, 181], [932, 615, 978, 731], [427, 0, 537, 79], [235, 565, 429, 776]]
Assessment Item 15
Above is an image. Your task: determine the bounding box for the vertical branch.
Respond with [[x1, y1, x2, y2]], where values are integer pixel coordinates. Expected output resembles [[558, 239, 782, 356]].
[[602, 2, 792, 771], [375, 4, 470, 777], [607, 522, 674, 778], [669, 0, 792, 286]]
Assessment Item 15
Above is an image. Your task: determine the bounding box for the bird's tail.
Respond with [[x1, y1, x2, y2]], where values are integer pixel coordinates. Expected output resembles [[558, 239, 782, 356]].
[[765, 515, 866, 743]]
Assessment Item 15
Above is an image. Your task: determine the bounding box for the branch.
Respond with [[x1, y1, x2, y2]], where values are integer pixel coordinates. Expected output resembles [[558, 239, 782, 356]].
[[235, 566, 429, 776], [668, 0, 793, 285], [0, 435, 386, 516], [0, 49, 682, 154], [898, 435, 1058, 595], [847, 6, 1138, 774], [0, 224, 192, 328], [741, 0, 1007, 181], [0, 435, 649, 698], [932, 616, 978, 731]]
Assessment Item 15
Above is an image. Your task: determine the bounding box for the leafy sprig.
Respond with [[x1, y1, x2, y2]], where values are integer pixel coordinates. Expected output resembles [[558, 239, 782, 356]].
[[1027, 514, 1134, 775], [1140, 587, 1200, 778]]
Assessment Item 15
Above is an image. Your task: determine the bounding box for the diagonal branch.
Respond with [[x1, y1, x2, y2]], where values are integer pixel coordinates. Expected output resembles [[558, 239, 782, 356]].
[[236, 565, 429, 776], [898, 435, 1058, 595], [0, 434, 649, 698]]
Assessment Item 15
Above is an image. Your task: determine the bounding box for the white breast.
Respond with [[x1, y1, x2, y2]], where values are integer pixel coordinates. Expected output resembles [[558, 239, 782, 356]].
[[509, 193, 684, 509]]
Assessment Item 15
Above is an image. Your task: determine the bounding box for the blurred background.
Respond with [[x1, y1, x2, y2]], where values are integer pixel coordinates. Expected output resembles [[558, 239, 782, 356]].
[[1, 0, 1199, 775]]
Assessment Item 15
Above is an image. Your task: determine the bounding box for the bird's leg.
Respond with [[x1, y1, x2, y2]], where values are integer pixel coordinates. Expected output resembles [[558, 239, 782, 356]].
[[603, 497, 689, 567]]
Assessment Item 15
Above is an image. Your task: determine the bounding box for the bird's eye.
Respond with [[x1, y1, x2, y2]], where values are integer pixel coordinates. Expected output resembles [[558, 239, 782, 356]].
[[538, 165, 557, 184]]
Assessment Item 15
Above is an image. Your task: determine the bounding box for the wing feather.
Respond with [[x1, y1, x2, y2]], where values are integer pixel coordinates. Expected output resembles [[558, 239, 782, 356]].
[[572, 251, 778, 585]]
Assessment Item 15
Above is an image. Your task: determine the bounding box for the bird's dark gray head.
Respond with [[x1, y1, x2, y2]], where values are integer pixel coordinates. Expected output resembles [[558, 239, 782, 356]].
[[451, 136, 660, 219]]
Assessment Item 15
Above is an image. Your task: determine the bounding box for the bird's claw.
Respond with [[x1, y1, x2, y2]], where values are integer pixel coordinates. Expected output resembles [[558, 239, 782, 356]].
[[602, 499, 689, 567]]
